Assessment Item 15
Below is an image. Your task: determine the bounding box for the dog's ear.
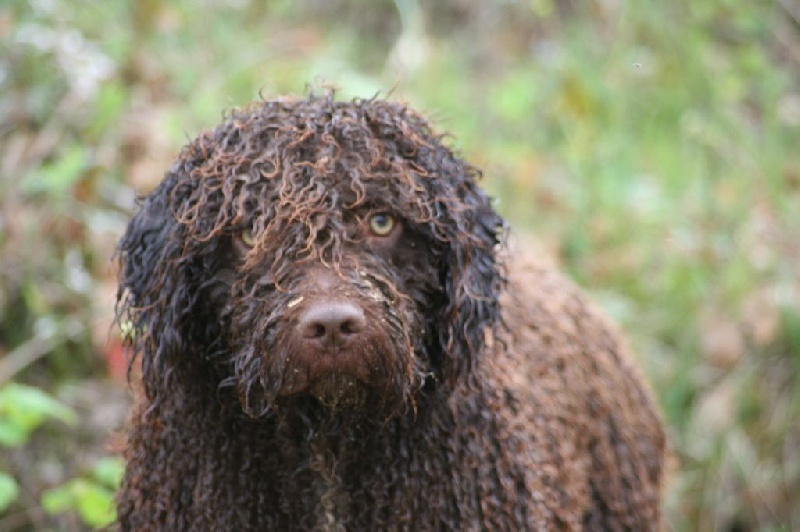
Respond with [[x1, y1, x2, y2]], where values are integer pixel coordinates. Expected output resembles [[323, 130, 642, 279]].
[[437, 182, 506, 384], [116, 174, 202, 400]]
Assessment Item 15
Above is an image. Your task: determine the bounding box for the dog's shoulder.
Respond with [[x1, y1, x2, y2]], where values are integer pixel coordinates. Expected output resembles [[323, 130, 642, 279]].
[[490, 238, 660, 422], [498, 242, 624, 364]]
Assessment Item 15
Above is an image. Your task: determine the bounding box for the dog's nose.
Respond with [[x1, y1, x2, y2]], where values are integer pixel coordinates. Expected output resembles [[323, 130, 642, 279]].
[[298, 301, 366, 347]]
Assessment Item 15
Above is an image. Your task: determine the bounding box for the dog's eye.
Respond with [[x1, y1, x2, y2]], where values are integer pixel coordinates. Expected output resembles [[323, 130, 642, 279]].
[[368, 213, 395, 237], [240, 228, 256, 248]]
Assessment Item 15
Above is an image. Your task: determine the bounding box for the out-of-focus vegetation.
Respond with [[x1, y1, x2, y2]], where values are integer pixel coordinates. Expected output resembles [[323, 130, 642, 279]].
[[0, 0, 797, 529], [0, 383, 119, 528]]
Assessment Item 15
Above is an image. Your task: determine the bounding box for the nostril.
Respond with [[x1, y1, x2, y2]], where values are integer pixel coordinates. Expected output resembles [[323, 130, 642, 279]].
[[339, 318, 362, 336], [307, 323, 327, 340], [298, 301, 366, 346]]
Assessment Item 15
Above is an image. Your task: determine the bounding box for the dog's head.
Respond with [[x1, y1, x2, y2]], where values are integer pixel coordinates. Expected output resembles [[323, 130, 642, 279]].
[[117, 94, 505, 418]]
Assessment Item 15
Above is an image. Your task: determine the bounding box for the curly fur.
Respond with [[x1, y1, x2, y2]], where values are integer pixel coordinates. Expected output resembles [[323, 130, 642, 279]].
[[116, 93, 665, 530]]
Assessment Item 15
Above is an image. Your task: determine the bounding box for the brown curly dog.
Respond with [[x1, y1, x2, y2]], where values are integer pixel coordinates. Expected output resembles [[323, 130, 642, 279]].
[[115, 93, 666, 530]]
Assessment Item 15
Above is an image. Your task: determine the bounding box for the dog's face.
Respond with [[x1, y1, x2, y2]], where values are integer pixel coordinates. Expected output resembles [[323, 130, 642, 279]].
[[118, 95, 504, 418], [219, 182, 446, 415]]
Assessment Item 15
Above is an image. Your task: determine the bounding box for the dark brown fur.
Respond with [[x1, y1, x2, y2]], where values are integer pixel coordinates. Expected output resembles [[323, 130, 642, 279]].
[[115, 93, 665, 530]]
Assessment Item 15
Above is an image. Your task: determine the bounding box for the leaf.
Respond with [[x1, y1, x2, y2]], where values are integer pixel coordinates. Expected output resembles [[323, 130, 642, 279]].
[[0, 383, 77, 447], [91, 457, 124, 488], [41, 482, 76, 513], [87, 81, 127, 139], [20, 144, 88, 196], [42, 478, 117, 527], [0, 472, 20, 513], [490, 70, 539, 125], [0, 383, 77, 431], [0, 419, 28, 447], [74, 481, 116, 527]]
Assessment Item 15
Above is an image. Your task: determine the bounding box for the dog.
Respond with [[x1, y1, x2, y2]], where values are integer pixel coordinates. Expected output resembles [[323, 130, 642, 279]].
[[115, 93, 665, 530]]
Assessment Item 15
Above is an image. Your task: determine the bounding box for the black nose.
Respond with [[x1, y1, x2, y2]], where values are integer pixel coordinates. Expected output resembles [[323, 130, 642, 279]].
[[298, 301, 366, 348]]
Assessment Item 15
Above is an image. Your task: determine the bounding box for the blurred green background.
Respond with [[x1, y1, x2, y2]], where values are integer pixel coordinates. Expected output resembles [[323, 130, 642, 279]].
[[1, 0, 798, 529]]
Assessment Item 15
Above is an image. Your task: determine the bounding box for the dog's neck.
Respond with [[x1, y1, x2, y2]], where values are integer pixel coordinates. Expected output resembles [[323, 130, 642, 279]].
[[240, 396, 428, 530], [307, 429, 348, 532]]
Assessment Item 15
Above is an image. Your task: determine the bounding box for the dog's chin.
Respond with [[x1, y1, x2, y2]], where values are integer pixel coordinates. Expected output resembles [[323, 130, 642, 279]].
[[276, 372, 409, 417], [307, 374, 369, 410], [273, 342, 392, 402]]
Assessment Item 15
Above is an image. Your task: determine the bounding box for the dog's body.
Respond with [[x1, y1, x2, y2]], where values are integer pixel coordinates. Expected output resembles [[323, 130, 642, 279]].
[[116, 95, 665, 530]]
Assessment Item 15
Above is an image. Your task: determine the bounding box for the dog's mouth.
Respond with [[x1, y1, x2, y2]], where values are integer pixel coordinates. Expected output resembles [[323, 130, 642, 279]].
[[306, 372, 368, 409], [278, 344, 381, 403]]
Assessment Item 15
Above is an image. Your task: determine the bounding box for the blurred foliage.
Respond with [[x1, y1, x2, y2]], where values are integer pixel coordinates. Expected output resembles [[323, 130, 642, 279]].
[[0, 383, 73, 515], [0, 383, 121, 528], [0, 473, 19, 514], [41, 456, 122, 528], [0, 382, 78, 519], [0, 383, 76, 447], [0, 0, 798, 529]]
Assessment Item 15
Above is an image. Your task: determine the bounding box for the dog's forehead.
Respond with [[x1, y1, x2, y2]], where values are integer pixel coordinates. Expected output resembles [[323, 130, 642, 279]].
[[235, 149, 433, 221], [176, 97, 480, 240]]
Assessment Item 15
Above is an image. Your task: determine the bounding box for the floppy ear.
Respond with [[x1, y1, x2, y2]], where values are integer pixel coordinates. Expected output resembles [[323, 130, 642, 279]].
[[116, 173, 216, 400], [437, 181, 506, 384]]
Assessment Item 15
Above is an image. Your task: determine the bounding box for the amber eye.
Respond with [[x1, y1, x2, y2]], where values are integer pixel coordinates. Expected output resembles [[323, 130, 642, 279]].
[[240, 228, 255, 248], [368, 213, 396, 237]]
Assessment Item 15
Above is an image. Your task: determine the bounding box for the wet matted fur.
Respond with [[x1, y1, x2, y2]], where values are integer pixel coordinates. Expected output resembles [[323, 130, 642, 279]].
[[115, 93, 666, 530]]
